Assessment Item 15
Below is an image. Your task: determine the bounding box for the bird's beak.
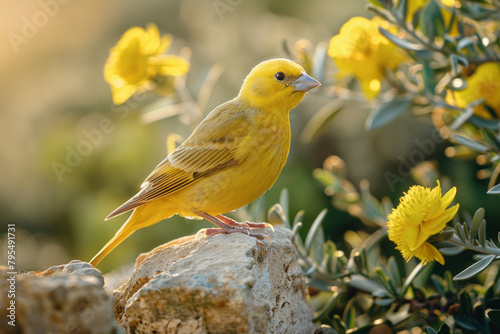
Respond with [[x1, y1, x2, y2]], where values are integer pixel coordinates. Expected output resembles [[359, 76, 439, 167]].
[[292, 72, 321, 92]]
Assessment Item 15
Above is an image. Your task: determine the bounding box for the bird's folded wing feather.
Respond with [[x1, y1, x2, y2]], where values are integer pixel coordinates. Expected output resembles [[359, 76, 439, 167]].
[[106, 103, 249, 219]]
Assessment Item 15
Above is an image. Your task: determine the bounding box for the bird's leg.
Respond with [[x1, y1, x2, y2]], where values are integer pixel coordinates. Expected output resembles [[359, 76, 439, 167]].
[[194, 211, 272, 243], [216, 214, 275, 232]]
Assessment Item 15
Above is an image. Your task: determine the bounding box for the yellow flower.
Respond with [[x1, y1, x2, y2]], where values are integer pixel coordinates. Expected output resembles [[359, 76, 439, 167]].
[[446, 62, 500, 119], [387, 181, 459, 265], [328, 17, 406, 99], [104, 24, 190, 105]]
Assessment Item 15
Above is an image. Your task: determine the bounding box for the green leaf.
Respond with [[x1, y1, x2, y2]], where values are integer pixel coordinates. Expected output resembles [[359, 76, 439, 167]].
[[279, 189, 289, 221], [378, 27, 425, 51], [310, 225, 325, 264], [469, 116, 500, 130], [314, 291, 340, 321], [462, 222, 470, 242], [478, 220, 487, 247], [487, 184, 500, 195], [452, 134, 488, 152], [395, 0, 408, 18], [458, 290, 474, 315], [470, 208, 485, 241], [455, 222, 467, 242], [420, 0, 445, 40], [454, 255, 497, 280], [366, 96, 413, 130], [440, 246, 466, 256], [388, 257, 401, 290], [349, 274, 386, 294], [304, 209, 328, 254], [332, 315, 347, 334], [422, 60, 437, 93], [401, 263, 425, 295], [456, 36, 476, 51], [344, 299, 357, 329], [300, 100, 343, 143], [427, 327, 438, 334], [311, 41, 328, 85], [267, 204, 287, 226], [450, 55, 469, 75], [482, 128, 500, 151], [375, 298, 395, 306], [486, 309, 500, 328], [293, 210, 305, 228], [431, 275, 446, 295]]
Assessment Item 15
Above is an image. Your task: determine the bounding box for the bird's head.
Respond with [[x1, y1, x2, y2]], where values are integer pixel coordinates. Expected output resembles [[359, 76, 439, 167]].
[[238, 58, 320, 112]]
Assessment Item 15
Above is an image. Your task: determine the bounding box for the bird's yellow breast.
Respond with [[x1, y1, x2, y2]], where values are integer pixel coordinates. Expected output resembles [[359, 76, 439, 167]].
[[172, 110, 291, 217]]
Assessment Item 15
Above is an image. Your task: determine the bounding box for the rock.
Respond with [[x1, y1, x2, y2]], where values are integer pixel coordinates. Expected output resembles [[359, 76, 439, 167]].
[[37, 259, 105, 285], [0, 260, 115, 334], [114, 226, 315, 334]]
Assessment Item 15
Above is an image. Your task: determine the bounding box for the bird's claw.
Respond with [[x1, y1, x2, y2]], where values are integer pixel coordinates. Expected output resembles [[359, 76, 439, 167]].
[[200, 226, 272, 244], [244, 222, 274, 232]]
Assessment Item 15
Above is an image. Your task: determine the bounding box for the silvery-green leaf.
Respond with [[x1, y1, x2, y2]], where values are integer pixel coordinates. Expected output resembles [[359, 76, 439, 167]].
[[395, 0, 408, 18], [401, 263, 425, 295], [487, 183, 500, 195], [469, 116, 500, 130], [481, 128, 500, 150], [478, 220, 487, 247], [454, 254, 496, 280], [279, 189, 289, 221], [314, 292, 340, 322], [440, 246, 466, 256], [366, 96, 413, 130], [455, 222, 467, 242], [456, 37, 476, 51], [431, 275, 446, 295], [450, 55, 469, 75], [388, 257, 401, 289], [311, 42, 328, 85], [304, 209, 328, 254], [470, 208, 485, 241], [427, 327, 438, 334], [348, 274, 386, 293], [375, 298, 395, 306], [267, 204, 287, 226], [452, 134, 488, 152], [300, 100, 344, 143], [420, 0, 445, 40], [378, 27, 425, 51]]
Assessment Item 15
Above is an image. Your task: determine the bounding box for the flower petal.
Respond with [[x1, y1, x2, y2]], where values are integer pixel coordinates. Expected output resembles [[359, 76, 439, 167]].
[[440, 186, 457, 210], [110, 84, 137, 105], [416, 243, 445, 265], [153, 55, 190, 76]]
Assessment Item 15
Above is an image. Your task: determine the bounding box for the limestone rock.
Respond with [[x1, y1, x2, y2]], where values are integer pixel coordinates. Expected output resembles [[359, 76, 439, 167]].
[[0, 260, 115, 334], [114, 226, 315, 334]]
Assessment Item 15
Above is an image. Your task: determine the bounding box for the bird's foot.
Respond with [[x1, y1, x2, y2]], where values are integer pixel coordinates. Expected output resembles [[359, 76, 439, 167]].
[[204, 227, 271, 244], [216, 214, 275, 232], [193, 211, 273, 245]]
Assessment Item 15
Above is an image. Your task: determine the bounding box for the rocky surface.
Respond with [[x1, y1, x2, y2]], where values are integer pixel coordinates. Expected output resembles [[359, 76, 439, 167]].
[[0, 227, 316, 333], [114, 226, 315, 334], [0, 260, 115, 334]]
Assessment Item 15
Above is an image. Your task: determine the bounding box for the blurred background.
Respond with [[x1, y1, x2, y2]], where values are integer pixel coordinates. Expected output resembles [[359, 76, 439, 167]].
[[1, 0, 494, 273]]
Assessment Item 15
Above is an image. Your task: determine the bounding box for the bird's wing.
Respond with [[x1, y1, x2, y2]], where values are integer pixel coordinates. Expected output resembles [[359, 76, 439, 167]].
[[106, 102, 250, 219]]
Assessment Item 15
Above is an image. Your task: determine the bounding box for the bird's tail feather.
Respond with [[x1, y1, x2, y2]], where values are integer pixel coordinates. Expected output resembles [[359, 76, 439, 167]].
[[89, 216, 138, 267]]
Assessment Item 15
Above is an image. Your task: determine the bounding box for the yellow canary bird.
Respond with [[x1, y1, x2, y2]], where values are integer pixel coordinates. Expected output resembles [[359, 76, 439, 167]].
[[90, 58, 320, 266]]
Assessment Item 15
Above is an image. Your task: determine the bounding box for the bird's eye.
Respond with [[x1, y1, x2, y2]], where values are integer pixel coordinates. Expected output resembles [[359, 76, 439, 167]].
[[275, 72, 285, 81]]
